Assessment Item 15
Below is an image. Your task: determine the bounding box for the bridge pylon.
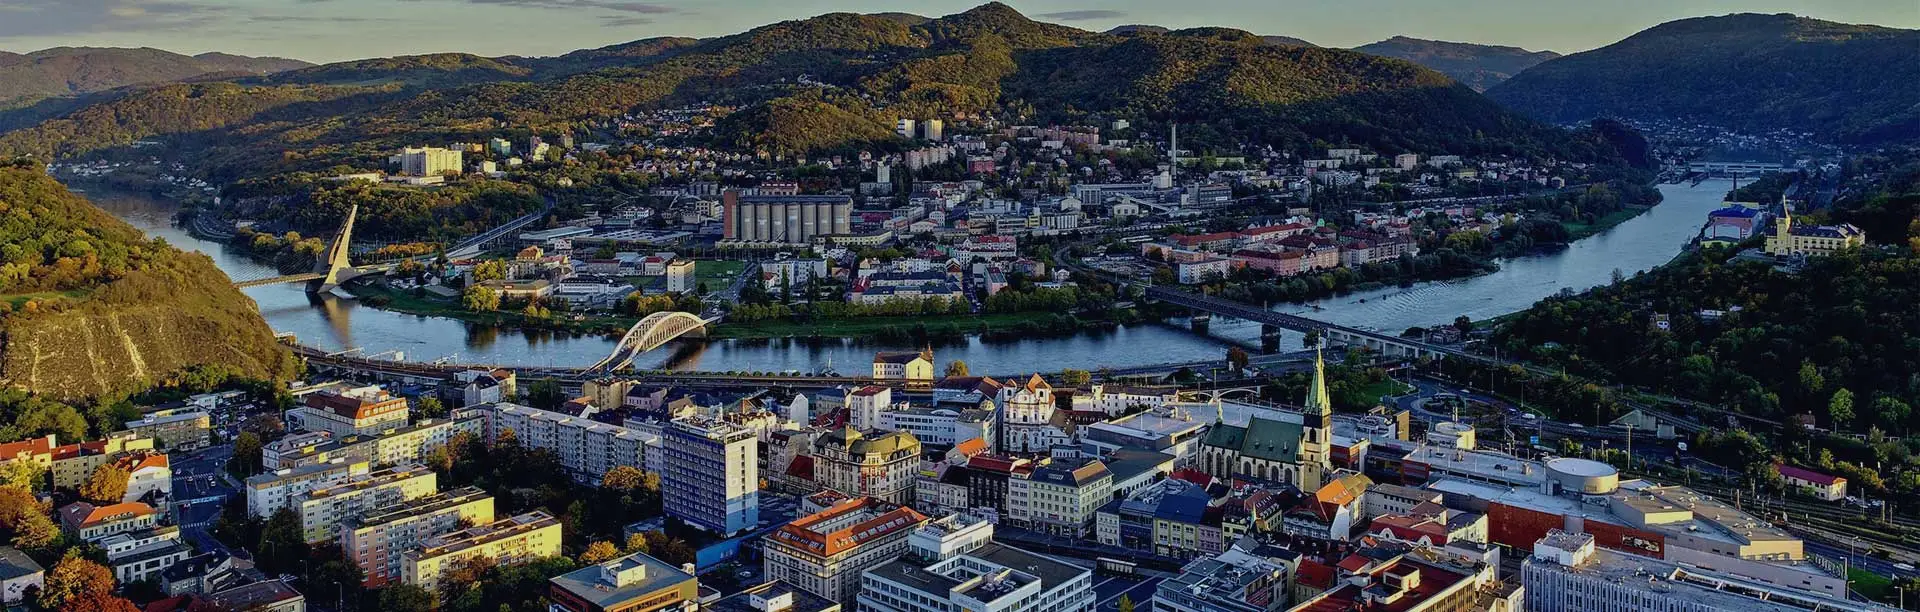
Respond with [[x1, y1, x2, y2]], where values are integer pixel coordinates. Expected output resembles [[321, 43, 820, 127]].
[[309, 204, 360, 293]]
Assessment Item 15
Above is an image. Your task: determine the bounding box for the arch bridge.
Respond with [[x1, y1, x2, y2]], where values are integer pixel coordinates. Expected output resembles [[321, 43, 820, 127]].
[[587, 311, 721, 374]]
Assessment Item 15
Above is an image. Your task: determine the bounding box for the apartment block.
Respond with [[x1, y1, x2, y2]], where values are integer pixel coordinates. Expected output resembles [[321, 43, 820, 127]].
[[49, 433, 156, 490], [124, 409, 211, 451], [662, 417, 759, 536], [245, 461, 370, 519], [401, 511, 563, 595], [295, 464, 436, 543], [101, 527, 192, 584], [263, 418, 481, 471], [477, 402, 655, 483], [341, 486, 495, 587]]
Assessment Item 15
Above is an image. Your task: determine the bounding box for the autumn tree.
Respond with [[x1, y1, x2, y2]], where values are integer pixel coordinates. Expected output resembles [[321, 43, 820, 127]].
[[601, 466, 645, 492], [579, 541, 621, 564], [57, 592, 140, 612], [41, 551, 115, 609], [945, 361, 970, 377], [623, 532, 651, 555], [79, 463, 129, 504], [1227, 347, 1250, 371], [1060, 369, 1091, 386], [463, 285, 501, 312]]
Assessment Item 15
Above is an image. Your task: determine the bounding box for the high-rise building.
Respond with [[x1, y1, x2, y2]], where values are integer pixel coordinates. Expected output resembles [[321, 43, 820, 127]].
[[245, 460, 370, 519], [341, 487, 494, 587], [858, 515, 1093, 612], [765, 497, 928, 606], [295, 464, 436, 542], [895, 119, 916, 139], [1007, 458, 1111, 537], [721, 192, 852, 243], [661, 417, 759, 536], [262, 418, 482, 471], [920, 119, 944, 142], [665, 259, 696, 294], [401, 511, 562, 595], [399, 147, 463, 177]]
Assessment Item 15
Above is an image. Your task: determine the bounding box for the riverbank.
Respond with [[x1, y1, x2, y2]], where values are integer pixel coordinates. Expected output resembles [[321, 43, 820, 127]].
[[1562, 204, 1656, 241]]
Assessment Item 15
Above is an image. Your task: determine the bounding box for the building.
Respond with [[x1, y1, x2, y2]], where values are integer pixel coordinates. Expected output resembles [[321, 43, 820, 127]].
[[1766, 208, 1865, 257], [1200, 350, 1335, 489], [453, 369, 517, 407], [878, 406, 993, 449], [206, 579, 306, 612], [858, 542, 1094, 612], [998, 375, 1066, 454], [101, 527, 192, 584], [708, 581, 841, 612], [48, 433, 156, 491], [265, 418, 481, 472], [341, 486, 495, 586], [246, 461, 369, 518], [160, 551, 238, 596], [1776, 464, 1847, 502], [477, 402, 655, 484], [401, 511, 563, 595], [124, 409, 211, 451], [289, 387, 411, 438], [0, 547, 43, 605], [665, 259, 696, 294], [549, 551, 698, 612], [812, 427, 922, 505], [112, 452, 173, 504], [58, 501, 159, 542], [722, 192, 853, 244], [1154, 543, 1300, 612], [872, 349, 935, 385], [399, 147, 463, 177], [765, 497, 929, 605], [0, 435, 56, 479], [1007, 459, 1111, 537], [1288, 545, 1497, 612], [295, 464, 437, 542], [662, 417, 760, 536], [1521, 530, 1887, 612]]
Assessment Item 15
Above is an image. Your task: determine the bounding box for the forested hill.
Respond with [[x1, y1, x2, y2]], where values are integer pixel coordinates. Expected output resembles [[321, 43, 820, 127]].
[[0, 47, 309, 109], [1485, 13, 1920, 145], [0, 164, 294, 399], [1352, 36, 1559, 91], [0, 2, 1625, 181]]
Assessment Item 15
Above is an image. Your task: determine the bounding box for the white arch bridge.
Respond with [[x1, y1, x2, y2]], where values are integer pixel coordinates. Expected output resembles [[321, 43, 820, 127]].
[[586, 311, 721, 374]]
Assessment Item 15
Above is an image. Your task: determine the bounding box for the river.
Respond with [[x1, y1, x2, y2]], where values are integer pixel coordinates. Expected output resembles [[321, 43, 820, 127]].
[[86, 180, 1732, 372]]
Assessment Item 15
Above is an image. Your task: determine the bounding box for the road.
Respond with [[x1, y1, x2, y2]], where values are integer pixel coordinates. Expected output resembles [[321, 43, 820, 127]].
[[170, 444, 238, 556]]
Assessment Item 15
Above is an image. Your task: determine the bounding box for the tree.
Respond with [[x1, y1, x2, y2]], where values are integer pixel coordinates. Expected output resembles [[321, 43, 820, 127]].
[[526, 379, 566, 411], [1119, 594, 1135, 612], [1303, 329, 1321, 349], [945, 361, 970, 377], [1060, 369, 1091, 386], [463, 285, 501, 312], [377, 585, 437, 612], [41, 551, 115, 609], [470, 260, 506, 282], [579, 541, 622, 564], [79, 463, 129, 504], [1453, 315, 1473, 336], [0, 460, 42, 490], [1829, 389, 1855, 431], [601, 466, 645, 492], [417, 396, 448, 420], [623, 532, 651, 555], [256, 508, 310, 574], [231, 431, 264, 477], [1871, 396, 1911, 433], [57, 592, 140, 612], [1227, 347, 1250, 371]]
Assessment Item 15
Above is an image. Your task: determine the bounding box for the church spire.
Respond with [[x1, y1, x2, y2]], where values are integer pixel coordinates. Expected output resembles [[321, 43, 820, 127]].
[[1307, 346, 1332, 416]]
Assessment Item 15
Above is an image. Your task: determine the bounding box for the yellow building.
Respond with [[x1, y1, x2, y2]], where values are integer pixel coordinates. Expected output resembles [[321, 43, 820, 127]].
[[296, 464, 437, 542], [871, 349, 934, 387], [401, 511, 563, 594], [1766, 209, 1864, 256], [50, 434, 157, 491], [342, 486, 495, 587]]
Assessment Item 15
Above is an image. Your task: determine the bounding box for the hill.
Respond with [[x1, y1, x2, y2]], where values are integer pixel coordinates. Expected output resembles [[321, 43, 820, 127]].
[[1, 3, 1617, 173], [0, 163, 294, 399], [1485, 13, 1920, 144], [1353, 36, 1558, 91], [0, 47, 308, 109]]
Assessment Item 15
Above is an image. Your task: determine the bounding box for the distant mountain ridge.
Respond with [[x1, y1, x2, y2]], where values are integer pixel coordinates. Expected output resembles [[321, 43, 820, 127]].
[[0, 47, 309, 107], [1352, 36, 1558, 91], [1485, 13, 1920, 144]]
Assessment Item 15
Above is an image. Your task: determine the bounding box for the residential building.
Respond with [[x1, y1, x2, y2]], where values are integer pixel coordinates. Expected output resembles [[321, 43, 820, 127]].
[[399, 147, 463, 177], [261, 418, 481, 471], [453, 369, 517, 407], [1287, 544, 1497, 612], [101, 527, 192, 584], [765, 497, 929, 605], [721, 192, 853, 244], [477, 402, 655, 484], [761, 259, 830, 291], [1007, 458, 1111, 537], [812, 427, 922, 505], [0, 435, 56, 478], [549, 551, 698, 612], [1154, 543, 1300, 612], [125, 409, 211, 451], [159, 551, 238, 596], [246, 461, 369, 518], [707, 581, 841, 612], [1281, 472, 1371, 541], [662, 417, 760, 536], [1776, 464, 1847, 502], [872, 349, 935, 386], [1521, 530, 1888, 612], [858, 542, 1094, 612], [401, 511, 563, 594], [0, 547, 44, 605], [48, 433, 156, 491], [112, 452, 172, 504], [295, 464, 437, 542], [206, 579, 306, 612], [665, 259, 696, 293], [1076, 384, 1179, 417], [288, 386, 410, 438], [341, 487, 495, 587], [58, 501, 159, 542]]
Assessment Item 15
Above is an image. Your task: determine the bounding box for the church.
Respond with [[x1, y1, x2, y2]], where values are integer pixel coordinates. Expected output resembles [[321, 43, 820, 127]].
[[1199, 350, 1335, 490]]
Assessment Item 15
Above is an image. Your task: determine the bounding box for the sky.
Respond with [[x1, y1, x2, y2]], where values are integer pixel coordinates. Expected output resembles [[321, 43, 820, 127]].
[[0, 0, 1914, 63]]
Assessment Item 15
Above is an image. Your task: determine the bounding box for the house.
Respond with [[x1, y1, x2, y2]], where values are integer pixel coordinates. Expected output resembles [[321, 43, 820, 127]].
[[872, 349, 935, 387], [1776, 464, 1847, 502], [0, 546, 44, 605]]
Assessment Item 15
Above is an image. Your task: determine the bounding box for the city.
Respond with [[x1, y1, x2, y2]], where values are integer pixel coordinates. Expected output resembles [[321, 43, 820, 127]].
[[0, 2, 1917, 612]]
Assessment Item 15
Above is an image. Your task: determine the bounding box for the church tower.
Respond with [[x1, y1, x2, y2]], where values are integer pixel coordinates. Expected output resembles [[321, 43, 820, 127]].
[[1299, 347, 1335, 489]]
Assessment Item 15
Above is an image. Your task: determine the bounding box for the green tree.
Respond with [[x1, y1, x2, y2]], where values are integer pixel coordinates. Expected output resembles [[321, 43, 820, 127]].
[[945, 361, 970, 377], [1829, 389, 1855, 431], [417, 396, 449, 420], [0, 460, 42, 490], [256, 508, 310, 574], [1061, 369, 1091, 386], [231, 431, 264, 477], [1119, 594, 1135, 612], [377, 585, 437, 612], [526, 379, 566, 411], [1227, 347, 1250, 371], [463, 285, 501, 312], [1871, 396, 1911, 433]]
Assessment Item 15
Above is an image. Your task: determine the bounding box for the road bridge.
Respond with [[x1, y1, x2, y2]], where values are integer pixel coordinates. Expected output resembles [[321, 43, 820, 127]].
[[1144, 286, 1462, 360], [585, 311, 723, 374]]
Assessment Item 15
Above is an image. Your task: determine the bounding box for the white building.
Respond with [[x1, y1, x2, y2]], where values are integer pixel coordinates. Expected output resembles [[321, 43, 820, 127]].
[[476, 402, 656, 484], [661, 417, 759, 536], [858, 540, 1094, 612], [1007, 459, 1111, 537], [399, 147, 463, 177]]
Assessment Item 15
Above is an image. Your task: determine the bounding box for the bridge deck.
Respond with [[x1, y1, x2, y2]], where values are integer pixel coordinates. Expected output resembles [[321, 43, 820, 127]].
[[233, 272, 324, 288]]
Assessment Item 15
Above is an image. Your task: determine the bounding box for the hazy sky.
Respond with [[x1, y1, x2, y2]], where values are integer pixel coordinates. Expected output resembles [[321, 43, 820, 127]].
[[0, 0, 1914, 63]]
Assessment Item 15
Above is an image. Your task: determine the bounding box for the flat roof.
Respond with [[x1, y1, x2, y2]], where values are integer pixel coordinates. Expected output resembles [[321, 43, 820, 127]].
[[1531, 546, 1875, 611], [706, 581, 838, 612], [549, 551, 695, 610]]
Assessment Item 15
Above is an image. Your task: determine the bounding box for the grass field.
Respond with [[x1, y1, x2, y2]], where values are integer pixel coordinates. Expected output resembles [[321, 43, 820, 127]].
[[695, 259, 746, 288], [1, 289, 90, 309]]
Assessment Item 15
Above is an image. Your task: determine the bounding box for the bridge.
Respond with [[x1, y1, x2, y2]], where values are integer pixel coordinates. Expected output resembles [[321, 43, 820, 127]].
[[585, 311, 723, 374], [1144, 286, 1466, 360], [445, 205, 549, 260], [230, 205, 388, 292]]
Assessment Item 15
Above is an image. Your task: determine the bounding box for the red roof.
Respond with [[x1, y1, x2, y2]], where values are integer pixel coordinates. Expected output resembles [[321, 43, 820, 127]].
[[1295, 559, 1336, 589], [950, 438, 988, 458], [785, 456, 815, 480], [1777, 464, 1844, 486], [0, 435, 55, 460], [773, 497, 927, 557]]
